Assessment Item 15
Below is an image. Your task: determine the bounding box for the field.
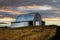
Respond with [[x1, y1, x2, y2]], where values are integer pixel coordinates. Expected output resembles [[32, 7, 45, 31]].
[[0, 26, 58, 40]]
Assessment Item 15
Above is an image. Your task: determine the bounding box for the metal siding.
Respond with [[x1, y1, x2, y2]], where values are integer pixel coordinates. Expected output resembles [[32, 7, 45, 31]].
[[34, 13, 42, 25], [16, 13, 36, 21], [11, 22, 28, 28], [11, 12, 42, 27]]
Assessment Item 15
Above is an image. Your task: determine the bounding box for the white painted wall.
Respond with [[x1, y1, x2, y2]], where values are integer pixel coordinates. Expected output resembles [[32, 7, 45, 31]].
[[11, 22, 28, 28], [35, 21, 39, 26]]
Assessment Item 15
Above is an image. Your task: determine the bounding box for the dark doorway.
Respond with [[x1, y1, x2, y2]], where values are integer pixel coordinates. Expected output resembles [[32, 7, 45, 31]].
[[29, 21, 33, 26], [42, 21, 45, 25]]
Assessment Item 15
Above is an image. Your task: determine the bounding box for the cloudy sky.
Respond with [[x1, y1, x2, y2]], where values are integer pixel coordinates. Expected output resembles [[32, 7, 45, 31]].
[[0, 0, 60, 18], [0, 0, 60, 26]]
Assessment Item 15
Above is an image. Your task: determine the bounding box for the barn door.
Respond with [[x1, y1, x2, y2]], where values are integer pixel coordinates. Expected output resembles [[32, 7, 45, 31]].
[[29, 21, 33, 26]]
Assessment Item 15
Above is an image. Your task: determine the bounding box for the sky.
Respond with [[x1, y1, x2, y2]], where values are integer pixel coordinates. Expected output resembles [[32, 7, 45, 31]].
[[0, 0, 60, 26]]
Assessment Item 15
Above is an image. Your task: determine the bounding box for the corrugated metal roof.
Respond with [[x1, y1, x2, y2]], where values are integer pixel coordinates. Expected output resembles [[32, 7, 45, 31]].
[[16, 12, 41, 21]]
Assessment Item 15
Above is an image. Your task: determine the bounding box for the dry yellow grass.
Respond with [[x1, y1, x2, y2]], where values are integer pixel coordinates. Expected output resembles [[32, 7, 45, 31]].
[[0, 26, 56, 40]]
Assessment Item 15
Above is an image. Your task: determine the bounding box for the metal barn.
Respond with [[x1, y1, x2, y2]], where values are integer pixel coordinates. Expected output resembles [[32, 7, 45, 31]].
[[11, 12, 45, 27]]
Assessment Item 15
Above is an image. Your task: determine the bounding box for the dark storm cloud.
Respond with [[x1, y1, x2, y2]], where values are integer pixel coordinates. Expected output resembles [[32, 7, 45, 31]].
[[40, 10, 60, 18], [0, 0, 60, 18], [0, 10, 60, 18], [0, 0, 60, 7], [14, 10, 60, 18], [0, 12, 16, 18]]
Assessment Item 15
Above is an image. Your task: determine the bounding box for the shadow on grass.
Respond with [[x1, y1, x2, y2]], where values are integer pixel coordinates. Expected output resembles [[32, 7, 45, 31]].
[[50, 26, 60, 40]]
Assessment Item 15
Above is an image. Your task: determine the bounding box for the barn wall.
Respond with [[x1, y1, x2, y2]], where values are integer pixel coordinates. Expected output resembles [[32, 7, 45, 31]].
[[11, 22, 28, 28], [33, 13, 42, 26]]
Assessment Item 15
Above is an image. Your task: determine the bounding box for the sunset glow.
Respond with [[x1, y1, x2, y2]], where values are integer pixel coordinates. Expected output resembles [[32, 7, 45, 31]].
[[0, 0, 60, 26], [17, 5, 52, 10], [42, 18, 60, 26], [0, 17, 15, 22]]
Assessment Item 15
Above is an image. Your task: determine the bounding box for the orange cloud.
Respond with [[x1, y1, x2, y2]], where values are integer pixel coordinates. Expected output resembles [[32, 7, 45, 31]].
[[17, 5, 52, 10]]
